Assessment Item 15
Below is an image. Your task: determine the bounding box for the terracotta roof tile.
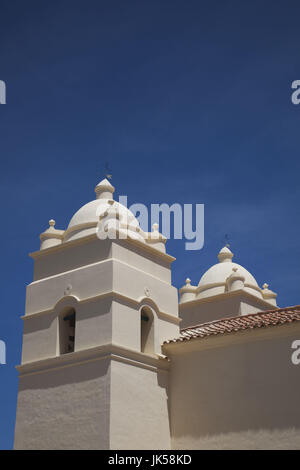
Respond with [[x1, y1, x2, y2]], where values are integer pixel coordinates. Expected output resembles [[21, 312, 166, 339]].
[[164, 305, 300, 345]]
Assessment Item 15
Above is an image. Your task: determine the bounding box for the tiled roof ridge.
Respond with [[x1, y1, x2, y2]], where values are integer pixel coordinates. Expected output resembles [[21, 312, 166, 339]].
[[164, 305, 300, 345]]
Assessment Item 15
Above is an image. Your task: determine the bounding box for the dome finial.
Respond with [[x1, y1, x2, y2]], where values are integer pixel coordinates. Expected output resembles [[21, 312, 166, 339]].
[[95, 177, 115, 200], [261, 283, 278, 306], [39, 219, 64, 250], [218, 245, 234, 263]]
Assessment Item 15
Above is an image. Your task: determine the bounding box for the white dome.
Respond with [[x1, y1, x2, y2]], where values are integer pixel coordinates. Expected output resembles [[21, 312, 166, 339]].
[[64, 179, 144, 243], [199, 262, 258, 288], [197, 246, 263, 300]]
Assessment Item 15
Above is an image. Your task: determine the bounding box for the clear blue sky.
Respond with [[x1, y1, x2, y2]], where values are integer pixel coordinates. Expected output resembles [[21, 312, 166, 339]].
[[1, 0, 300, 449]]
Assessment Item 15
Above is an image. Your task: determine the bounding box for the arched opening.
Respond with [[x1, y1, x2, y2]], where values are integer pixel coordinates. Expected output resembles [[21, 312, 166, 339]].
[[59, 308, 76, 355], [140, 306, 154, 354]]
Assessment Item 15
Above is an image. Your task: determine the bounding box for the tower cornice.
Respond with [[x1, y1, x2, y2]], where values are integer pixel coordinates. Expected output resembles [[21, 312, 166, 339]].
[[16, 343, 170, 377], [29, 233, 176, 263]]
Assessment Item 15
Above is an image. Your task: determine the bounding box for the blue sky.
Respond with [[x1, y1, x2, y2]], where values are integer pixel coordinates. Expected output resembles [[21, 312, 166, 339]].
[[1, 0, 300, 449]]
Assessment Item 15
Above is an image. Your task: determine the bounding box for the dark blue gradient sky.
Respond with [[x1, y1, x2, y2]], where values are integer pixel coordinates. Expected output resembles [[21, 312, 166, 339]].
[[1, 0, 300, 449]]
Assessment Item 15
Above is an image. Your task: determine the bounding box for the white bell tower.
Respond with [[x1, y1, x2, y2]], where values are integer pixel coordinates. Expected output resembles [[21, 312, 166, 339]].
[[14, 179, 179, 449]]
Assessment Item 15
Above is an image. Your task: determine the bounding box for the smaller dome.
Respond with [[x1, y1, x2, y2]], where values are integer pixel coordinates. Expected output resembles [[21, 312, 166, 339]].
[[197, 245, 263, 300]]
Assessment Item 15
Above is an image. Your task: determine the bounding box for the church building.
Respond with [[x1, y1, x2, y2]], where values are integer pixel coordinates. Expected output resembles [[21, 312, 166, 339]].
[[14, 178, 300, 449]]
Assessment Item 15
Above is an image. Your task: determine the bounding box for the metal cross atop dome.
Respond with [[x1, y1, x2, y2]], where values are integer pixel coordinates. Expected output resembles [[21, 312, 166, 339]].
[[224, 233, 230, 248], [105, 161, 112, 180]]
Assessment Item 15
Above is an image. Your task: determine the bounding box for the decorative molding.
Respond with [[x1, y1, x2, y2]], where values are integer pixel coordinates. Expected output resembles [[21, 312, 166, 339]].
[[21, 290, 181, 325], [30, 233, 175, 263], [16, 343, 170, 377], [196, 281, 262, 295], [179, 288, 276, 310]]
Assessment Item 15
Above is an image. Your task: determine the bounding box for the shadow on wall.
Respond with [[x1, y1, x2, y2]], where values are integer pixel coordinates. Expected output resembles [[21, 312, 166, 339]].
[[141, 306, 154, 354], [157, 368, 171, 439]]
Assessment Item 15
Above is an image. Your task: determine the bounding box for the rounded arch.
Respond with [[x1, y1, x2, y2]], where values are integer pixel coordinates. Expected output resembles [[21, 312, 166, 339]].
[[54, 295, 80, 315], [137, 297, 160, 317]]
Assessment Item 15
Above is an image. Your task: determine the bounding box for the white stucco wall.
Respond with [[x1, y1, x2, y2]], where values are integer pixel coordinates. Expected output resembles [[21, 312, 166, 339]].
[[165, 323, 300, 449], [109, 359, 171, 449], [14, 358, 110, 450], [180, 292, 276, 328]]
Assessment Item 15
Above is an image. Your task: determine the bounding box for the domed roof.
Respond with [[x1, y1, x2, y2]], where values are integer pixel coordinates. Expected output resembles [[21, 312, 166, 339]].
[[64, 178, 144, 243], [197, 245, 263, 299]]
